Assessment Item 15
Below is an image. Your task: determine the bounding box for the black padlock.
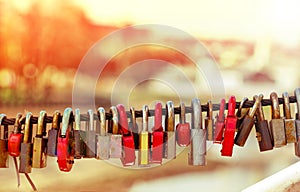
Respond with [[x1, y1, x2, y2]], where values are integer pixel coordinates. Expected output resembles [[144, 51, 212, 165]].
[[74, 108, 86, 159], [254, 95, 273, 152], [19, 112, 34, 173], [235, 94, 263, 147], [0, 114, 9, 168], [85, 109, 96, 158], [47, 111, 61, 156]]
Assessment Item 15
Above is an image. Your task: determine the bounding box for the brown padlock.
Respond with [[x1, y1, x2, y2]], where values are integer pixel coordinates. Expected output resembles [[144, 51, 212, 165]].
[[205, 100, 214, 141], [32, 110, 48, 168], [0, 114, 9, 168], [294, 88, 300, 157], [236, 97, 250, 132], [109, 106, 122, 158], [235, 94, 263, 147], [269, 92, 286, 147], [282, 92, 297, 143], [254, 95, 273, 152], [164, 101, 176, 159], [47, 111, 61, 156], [19, 112, 34, 173]]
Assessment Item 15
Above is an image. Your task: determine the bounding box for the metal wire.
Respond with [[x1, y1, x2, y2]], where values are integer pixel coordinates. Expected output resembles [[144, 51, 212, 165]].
[[1, 96, 297, 126]]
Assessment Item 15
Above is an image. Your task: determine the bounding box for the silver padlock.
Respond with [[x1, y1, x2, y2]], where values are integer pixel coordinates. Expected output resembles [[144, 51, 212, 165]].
[[96, 107, 110, 160], [109, 106, 122, 158], [164, 101, 176, 159], [189, 98, 206, 166], [86, 109, 96, 158]]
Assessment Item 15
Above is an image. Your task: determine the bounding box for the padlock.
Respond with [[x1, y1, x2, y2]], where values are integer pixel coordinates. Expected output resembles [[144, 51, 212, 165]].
[[269, 92, 286, 147], [176, 102, 190, 146], [109, 106, 122, 158], [282, 92, 297, 143], [214, 98, 225, 144], [129, 107, 139, 150], [151, 102, 164, 164], [85, 109, 96, 158], [117, 104, 135, 166], [19, 112, 34, 173], [234, 94, 262, 147], [0, 114, 9, 168], [205, 100, 214, 141], [32, 110, 48, 168], [47, 111, 61, 156], [253, 95, 273, 152], [236, 97, 250, 131], [57, 108, 75, 172], [221, 96, 237, 157], [294, 88, 300, 157], [96, 107, 110, 160], [164, 101, 176, 159], [189, 98, 206, 166], [8, 113, 23, 157], [139, 105, 149, 166], [74, 108, 86, 159]]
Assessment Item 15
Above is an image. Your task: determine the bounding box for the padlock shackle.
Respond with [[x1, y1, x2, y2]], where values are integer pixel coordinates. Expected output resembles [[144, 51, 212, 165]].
[[36, 110, 47, 137], [13, 113, 22, 134], [207, 100, 213, 120], [295, 88, 300, 120], [129, 107, 137, 133], [74, 108, 81, 131], [165, 101, 175, 132], [249, 94, 263, 118], [179, 102, 186, 124], [142, 105, 149, 132], [217, 98, 226, 122], [236, 97, 248, 118], [227, 96, 236, 117], [154, 102, 163, 131], [87, 109, 95, 132], [23, 112, 33, 144], [0, 114, 8, 140], [117, 104, 129, 135], [60, 108, 73, 137], [109, 106, 119, 134], [191, 98, 202, 129], [97, 107, 107, 136], [52, 111, 61, 130], [254, 95, 265, 121], [270, 92, 281, 119], [282, 92, 292, 119]]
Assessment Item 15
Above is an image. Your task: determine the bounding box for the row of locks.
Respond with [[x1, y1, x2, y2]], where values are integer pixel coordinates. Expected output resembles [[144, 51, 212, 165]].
[[1, 89, 300, 175]]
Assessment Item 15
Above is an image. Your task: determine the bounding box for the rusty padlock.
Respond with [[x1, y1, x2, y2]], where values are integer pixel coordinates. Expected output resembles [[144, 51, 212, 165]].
[[176, 102, 191, 147], [32, 110, 48, 168], [236, 97, 250, 131], [205, 100, 214, 141], [0, 114, 9, 168], [221, 96, 237, 157], [96, 107, 110, 160], [214, 98, 225, 144], [74, 108, 86, 159], [117, 104, 135, 166], [57, 108, 75, 172], [139, 105, 149, 166], [151, 102, 164, 164], [189, 98, 206, 166], [294, 88, 300, 157], [164, 101, 176, 159], [109, 106, 122, 158], [19, 112, 34, 173], [282, 92, 297, 143], [8, 113, 23, 157], [254, 94, 273, 152], [85, 109, 96, 158], [47, 111, 61, 156], [234, 94, 262, 147], [269, 92, 286, 147]]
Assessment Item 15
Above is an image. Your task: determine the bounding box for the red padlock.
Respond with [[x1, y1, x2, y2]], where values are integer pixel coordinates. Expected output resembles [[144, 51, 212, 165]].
[[176, 103, 191, 146], [151, 102, 164, 164], [117, 104, 135, 166], [8, 113, 23, 157], [214, 99, 226, 144], [221, 96, 237, 157], [57, 108, 74, 172]]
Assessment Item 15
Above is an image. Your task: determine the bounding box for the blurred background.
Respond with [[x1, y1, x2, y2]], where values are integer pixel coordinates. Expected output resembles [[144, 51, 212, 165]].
[[1, 0, 300, 191]]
